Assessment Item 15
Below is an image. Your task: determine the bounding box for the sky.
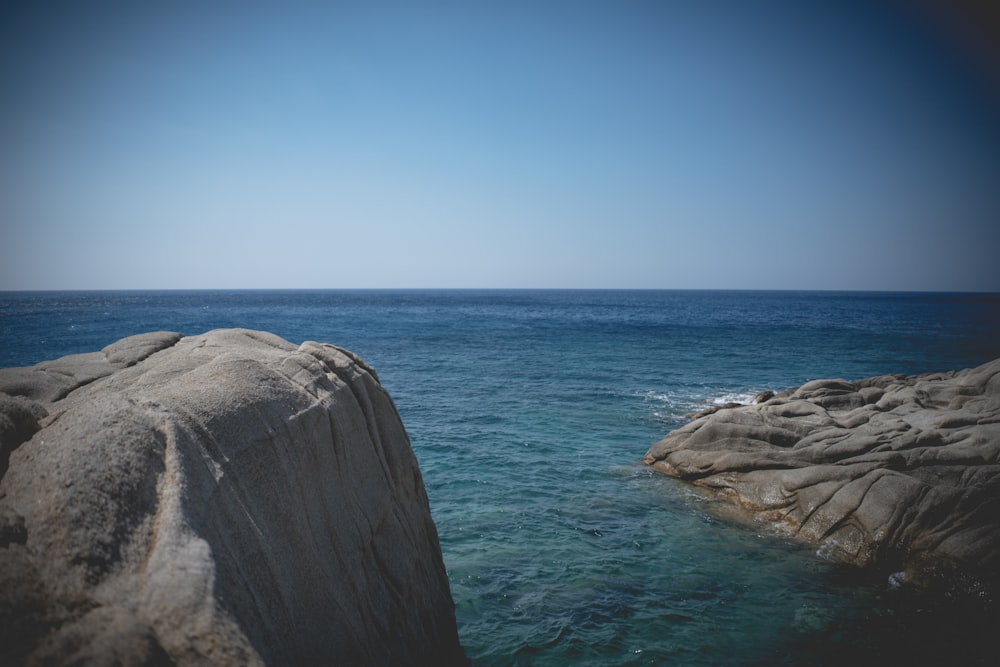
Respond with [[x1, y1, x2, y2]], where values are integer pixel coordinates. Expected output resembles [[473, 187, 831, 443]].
[[1, 0, 999, 291]]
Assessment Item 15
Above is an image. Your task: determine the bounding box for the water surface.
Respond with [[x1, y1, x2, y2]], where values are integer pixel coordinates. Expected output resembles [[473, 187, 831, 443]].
[[2, 289, 998, 664]]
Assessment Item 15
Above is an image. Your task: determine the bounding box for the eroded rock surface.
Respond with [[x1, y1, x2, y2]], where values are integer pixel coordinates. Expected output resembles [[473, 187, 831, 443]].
[[0, 329, 464, 666], [644, 358, 1000, 592]]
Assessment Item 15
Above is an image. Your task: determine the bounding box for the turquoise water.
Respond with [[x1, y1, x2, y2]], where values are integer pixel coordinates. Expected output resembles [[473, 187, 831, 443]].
[[2, 290, 999, 664]]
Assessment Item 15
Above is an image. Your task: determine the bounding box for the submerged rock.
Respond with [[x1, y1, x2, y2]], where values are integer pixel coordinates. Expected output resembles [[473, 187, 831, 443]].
[[644, 358, 1000, 596], [684, 402, 744, 420], [0, 329, 465, 666]]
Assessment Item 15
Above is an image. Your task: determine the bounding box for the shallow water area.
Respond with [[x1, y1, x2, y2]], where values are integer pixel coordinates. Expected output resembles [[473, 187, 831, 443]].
[[2, 289, 999, 664]]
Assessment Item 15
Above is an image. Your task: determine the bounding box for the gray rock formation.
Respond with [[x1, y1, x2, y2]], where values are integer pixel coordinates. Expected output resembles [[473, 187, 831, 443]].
[[0, 329, 465, 666], [644, 358, 1000, 595]]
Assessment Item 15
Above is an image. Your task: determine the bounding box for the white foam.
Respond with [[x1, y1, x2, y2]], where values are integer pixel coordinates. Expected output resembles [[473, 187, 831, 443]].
[[642, 391, 673, 404], [639, 388, 772, 424], [708, 392, 758, 406]]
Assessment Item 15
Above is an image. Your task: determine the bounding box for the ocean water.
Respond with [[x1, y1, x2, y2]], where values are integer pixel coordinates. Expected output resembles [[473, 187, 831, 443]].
[[2, 289, 999, 665]]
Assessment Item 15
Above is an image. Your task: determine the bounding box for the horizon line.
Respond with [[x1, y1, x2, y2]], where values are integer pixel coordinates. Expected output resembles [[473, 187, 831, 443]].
[[3, 287, 999, 295]]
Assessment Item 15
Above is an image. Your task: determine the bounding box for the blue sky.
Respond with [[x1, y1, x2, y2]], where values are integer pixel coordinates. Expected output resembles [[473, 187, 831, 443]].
[[2, 0, 998, 291]]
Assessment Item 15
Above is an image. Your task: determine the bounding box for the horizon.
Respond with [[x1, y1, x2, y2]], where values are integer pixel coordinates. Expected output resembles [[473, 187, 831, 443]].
[[2, 0, 999, 293], [3, 286, 1000, 296]]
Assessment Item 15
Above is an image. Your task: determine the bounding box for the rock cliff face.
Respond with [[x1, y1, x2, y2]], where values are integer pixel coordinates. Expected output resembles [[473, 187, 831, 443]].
[[644, 359, 1000, 594], [0, 329, 465, 666]]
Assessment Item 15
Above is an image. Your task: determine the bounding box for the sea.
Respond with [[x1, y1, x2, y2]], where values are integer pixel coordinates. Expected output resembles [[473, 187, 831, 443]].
[[2, 289, 999, 665]]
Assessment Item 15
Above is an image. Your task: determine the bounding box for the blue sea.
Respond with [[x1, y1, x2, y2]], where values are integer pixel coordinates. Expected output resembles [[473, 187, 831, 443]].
[[2, 289, 999, 665]]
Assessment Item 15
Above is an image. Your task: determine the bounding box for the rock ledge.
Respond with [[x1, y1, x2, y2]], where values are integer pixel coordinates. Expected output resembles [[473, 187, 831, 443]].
[[644, 358, 1000, 596]]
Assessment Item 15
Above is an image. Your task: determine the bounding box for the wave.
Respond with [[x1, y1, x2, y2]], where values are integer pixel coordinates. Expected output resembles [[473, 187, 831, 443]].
[[706, 391, 760, 406], [638, 388, 773, 424]]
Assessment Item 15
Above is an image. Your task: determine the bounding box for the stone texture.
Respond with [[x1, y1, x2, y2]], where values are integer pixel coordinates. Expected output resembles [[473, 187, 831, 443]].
[[644, 358, 1000, 592], [0, 329, 464, 666]]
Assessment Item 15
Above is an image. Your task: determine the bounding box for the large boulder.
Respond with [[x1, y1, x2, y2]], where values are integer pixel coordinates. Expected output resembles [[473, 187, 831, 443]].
[[644, 358, 1000, 596], [0, 329, 465, 666]]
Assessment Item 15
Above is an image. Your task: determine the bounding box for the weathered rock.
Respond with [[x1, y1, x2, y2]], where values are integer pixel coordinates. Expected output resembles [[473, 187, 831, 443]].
[[644, 358, 1000, 595], [0, 329, 465, 666]]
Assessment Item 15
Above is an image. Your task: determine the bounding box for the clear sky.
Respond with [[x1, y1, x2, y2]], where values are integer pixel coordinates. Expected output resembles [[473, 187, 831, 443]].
[[2, 0, 998, 291]]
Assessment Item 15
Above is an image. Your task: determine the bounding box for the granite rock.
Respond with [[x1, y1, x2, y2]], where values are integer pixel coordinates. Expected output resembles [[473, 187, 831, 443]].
[[0, 329, 464, 666], [644, 358, 1000, 594]]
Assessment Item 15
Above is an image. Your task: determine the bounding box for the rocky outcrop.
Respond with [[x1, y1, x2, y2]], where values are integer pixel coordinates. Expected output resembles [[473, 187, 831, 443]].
[[0, 329, 464, 666], [644, 358, 1000, 595]]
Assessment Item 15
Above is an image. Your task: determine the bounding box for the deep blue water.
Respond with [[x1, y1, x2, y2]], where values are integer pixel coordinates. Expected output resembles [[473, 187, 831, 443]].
[[2, 289, 999, 665]]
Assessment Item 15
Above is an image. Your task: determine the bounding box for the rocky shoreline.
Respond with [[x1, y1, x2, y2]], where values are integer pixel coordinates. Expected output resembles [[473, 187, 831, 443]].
[[645, 358, 1000, 601], [0, 329, 465, 666]]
